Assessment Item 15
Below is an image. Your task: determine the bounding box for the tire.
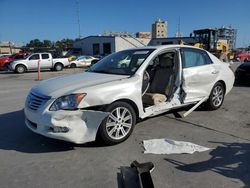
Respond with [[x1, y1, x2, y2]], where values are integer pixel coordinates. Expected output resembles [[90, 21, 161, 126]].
[[15, 65, 26, 73], [98, 101, 136, 145], [205, 82, 225, 110], [54, 63, 63, 71], [70, 63, 77, 68]]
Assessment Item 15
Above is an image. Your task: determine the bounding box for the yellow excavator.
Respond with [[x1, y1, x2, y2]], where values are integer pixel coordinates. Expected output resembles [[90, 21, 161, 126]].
[[192, 29, 232, 62]]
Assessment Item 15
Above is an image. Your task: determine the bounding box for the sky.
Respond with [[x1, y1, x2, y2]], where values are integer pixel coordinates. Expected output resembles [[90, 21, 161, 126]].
[[0, 0, 250, 47]]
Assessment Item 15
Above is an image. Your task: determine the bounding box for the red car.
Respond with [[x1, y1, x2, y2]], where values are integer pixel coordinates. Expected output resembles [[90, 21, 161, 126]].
[[237, 52, 250, 61], [0, 53, 28, 68]]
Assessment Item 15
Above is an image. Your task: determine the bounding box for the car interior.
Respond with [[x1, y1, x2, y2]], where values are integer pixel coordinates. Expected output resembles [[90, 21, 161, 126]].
[[142, 51, 178, 107]]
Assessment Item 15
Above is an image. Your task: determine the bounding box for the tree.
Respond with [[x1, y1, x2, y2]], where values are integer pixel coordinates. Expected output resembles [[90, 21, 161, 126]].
[[55, 39, 74, 50], [43, 40, 52, 48], [26, 39, 43, 48]]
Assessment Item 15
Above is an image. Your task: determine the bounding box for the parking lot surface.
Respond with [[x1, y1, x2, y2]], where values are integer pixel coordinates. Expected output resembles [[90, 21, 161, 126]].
[[0, 66, 249, 188]]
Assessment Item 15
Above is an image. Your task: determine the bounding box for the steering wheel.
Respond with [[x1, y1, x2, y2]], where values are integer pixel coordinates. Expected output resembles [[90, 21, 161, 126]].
[[142, 70, 150, 96]]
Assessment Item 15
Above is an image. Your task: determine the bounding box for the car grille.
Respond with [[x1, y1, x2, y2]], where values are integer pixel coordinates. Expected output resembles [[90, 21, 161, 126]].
[[26, 91, 51, 111]]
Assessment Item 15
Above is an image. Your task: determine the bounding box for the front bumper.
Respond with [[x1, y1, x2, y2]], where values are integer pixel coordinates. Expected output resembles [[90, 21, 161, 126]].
[[24, 107, 108, 144]]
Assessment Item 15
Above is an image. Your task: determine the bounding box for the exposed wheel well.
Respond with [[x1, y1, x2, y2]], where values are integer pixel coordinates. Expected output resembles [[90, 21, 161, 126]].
[[217, 80, 226, 92], [114, 99, 139, 119]]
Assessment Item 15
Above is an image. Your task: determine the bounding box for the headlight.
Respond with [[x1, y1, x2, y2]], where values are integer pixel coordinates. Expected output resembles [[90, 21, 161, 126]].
[[49, 93, 86, 111]]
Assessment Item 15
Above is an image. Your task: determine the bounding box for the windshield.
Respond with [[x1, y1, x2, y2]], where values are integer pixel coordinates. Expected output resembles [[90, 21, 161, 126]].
[[87, 49, 154, 75]]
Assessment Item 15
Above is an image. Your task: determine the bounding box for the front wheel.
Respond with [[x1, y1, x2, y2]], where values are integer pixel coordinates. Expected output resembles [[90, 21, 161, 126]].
[[98, 101, 136, 145], [205, 82, 225, 110], [15, 65, 26, 73]]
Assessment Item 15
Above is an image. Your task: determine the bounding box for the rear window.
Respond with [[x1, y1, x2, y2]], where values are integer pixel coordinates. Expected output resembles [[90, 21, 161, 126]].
[[42, 54, 49, 59], [182, 48, 212, 68]]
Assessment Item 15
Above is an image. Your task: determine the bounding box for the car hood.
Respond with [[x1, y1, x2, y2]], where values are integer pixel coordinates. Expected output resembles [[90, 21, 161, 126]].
[[32, 71, 128, 97]]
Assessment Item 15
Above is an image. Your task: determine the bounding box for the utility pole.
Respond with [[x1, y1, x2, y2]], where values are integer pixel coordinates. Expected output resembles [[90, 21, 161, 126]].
[[76, 0, 81, 38]]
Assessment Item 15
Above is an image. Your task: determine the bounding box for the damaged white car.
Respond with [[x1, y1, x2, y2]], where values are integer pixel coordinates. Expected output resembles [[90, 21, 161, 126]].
[[24, 45, 234, 145]]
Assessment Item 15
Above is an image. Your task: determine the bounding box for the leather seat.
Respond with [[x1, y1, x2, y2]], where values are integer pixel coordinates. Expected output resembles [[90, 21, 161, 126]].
[[143, 53, 174, 105]]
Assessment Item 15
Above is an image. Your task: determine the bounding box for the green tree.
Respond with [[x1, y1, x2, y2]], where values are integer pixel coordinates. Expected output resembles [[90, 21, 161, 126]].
[[26, 39, 43, 48], [43, 40, 52, 48]]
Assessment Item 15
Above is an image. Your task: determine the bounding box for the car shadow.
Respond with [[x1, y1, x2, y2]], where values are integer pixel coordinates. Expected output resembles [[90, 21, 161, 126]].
[[0, 110, 103, 153], [165, 141, 250, 187]]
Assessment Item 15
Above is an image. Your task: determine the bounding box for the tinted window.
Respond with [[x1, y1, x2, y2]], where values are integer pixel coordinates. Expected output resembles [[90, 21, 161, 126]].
[[182, 48, 212, 68], [42, 54, 49, 59], [29, 54, 40, 60]]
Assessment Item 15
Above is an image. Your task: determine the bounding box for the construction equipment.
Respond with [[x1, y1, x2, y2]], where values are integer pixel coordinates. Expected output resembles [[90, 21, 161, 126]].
[[193, 28, 231, 62]]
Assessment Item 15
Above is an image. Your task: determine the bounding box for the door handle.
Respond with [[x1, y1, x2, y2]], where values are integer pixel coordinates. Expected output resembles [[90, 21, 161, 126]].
[[211, 70, 219, 74]]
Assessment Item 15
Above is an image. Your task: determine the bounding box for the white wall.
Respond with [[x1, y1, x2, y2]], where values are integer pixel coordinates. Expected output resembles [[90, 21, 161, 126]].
[[73, 37, 115, 55]]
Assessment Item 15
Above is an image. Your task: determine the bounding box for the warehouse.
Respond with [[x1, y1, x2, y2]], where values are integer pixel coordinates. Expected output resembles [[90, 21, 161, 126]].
[[73, 35, 150, 56]]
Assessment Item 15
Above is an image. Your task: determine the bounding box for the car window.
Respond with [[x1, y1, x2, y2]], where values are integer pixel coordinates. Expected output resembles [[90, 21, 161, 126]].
[[42, 54, 49, 59], [88, 49, 154, 75], [182, 48, 212, 68], [78, 57, 85, 60], [29, 54, 40, 60]]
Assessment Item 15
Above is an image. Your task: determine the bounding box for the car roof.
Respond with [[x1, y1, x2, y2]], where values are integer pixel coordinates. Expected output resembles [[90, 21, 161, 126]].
[[129, 44, 206, 51]]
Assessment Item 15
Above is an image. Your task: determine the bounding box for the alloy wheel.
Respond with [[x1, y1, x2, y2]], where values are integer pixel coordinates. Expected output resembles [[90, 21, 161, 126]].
[[212, 85, 224, 107], [106, 107, 133, 140]]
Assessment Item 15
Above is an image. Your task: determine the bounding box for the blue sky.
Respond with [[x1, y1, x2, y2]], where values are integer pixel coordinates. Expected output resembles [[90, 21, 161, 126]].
[[0, 0, 249, 47]]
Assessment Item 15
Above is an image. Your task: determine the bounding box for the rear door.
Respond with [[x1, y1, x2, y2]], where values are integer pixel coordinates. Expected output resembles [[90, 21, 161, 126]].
[[40, 53, 52, 68], [181, 48, 220, 103]]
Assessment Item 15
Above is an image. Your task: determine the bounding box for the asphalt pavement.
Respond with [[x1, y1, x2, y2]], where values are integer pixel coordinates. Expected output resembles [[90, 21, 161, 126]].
[[0, 65, 249, 188]]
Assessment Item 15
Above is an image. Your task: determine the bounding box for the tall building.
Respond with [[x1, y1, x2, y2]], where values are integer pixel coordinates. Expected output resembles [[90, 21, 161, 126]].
[[152, 18, 167, 38]]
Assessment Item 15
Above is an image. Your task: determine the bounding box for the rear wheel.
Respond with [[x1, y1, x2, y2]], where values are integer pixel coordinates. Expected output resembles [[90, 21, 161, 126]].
[[70, 63, 77, 68], [205, 82, 225, 110], [15, 65, 26, 73], [98, 101, 136, 145], [54, 63, 63, 71]]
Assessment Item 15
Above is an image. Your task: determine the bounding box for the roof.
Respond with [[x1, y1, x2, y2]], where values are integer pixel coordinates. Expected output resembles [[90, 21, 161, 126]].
[[129, 44, 203, 51]]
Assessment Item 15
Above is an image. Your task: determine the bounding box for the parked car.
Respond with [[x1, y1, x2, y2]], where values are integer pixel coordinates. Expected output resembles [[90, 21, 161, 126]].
[[237, 52, 250, 61], [0, 52, 28, 69], [69, 55, 99, 68], [7, 53, 69, 73], [24, 45, 234, 145], [235, 60, 250, 83]]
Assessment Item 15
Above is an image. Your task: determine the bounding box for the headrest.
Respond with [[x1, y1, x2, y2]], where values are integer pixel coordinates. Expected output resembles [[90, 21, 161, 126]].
[[159, 54, 174, 68]]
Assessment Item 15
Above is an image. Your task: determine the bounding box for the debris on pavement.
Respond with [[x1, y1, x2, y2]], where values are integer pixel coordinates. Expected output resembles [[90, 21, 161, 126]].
[[143, 138, 212, 154], [120, 160, 155, 188]]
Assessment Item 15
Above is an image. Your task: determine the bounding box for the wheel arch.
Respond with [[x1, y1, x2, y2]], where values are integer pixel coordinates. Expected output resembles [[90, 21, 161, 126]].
[[112, 98, 139, 119], [217, 80, 226, 92], [15, 63, 28, 71], [54, 62, 64, 67]]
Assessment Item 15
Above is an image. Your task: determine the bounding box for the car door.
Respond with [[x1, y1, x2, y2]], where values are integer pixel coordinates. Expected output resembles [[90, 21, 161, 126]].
[[181, 48, 220, 103], [79, 56, 87, 67], [27, 54, 40, 69], [40, 53, 52, 68]]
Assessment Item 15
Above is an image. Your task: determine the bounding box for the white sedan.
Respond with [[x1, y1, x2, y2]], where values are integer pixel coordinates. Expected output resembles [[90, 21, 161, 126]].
[[69, 55, 99, 68], [24, 45, 234, 145]]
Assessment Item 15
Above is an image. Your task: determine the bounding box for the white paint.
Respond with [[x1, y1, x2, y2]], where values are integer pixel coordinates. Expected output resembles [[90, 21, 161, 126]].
[[143, 138, 212, 154]]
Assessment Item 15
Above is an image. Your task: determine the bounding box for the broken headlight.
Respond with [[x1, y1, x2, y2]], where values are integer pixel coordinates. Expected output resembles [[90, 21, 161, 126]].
[[49, 93, 86, 111]]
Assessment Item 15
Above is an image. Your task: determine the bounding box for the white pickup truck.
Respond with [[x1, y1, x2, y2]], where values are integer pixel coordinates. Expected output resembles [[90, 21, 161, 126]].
[[8, 53, 70, 73]]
